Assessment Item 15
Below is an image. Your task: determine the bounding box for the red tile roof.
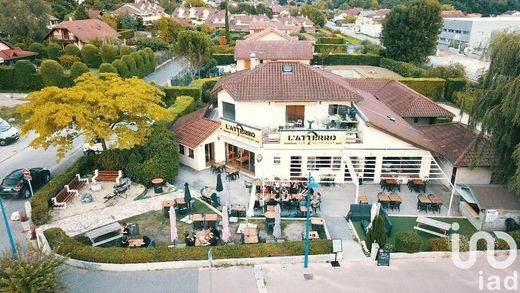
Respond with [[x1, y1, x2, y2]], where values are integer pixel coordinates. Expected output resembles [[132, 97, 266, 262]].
[[346, 79, 454, 118], [415, 123, 494, 167], [50, 19, 119, 43], [234, 40, 313, 60], [212, 62, 364, 102], [0, 40, 38, 61], [467, 185, 520, 210], [441, 10, 466, 18], [244, 28, 296, 41], [171, 105, 220, 149]]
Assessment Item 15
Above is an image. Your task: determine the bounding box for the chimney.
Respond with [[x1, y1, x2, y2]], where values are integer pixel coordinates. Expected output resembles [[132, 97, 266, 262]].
[[250, 52, 258, 69]]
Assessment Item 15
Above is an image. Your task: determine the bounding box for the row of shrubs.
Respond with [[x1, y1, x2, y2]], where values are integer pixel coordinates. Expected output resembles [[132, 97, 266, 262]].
[[314, 44, 347, 53], [163, 77, 220, 107], [44, 228, 332, 263], [317, 37, 345, 44]]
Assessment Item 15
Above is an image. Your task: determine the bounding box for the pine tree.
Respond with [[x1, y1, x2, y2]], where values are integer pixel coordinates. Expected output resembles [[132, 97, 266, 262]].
[[365, 215, 387, 251], [224, 3, 230, 44]]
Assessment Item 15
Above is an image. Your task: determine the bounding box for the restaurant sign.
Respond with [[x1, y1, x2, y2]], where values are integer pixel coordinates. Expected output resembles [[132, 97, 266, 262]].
[[281, 130, 347, 145], [220, 119, 262, 144]]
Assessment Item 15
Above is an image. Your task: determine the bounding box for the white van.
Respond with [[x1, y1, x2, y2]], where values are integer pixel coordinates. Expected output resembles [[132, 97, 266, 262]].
[[0, 118, 19, 146]]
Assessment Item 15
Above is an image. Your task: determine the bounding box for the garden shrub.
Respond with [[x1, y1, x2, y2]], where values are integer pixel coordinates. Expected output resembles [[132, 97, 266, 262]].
[[317, 37, 344, 44], [398, 78, 445, 101], [314, 44, 347, 53], [509, 230, 520, 247], [190, 77, 219, 104], [122, 55, 138, 76], [81, 44, 102, 68], [0, 67, 14, 90], [454, 91, 474, 113], [163, 87, 201, 106], [98, 63, 118, 74], [40, 60, 64, 87], [168, 95, 195, 121], [44, 228, 332, 263], [70, 62, 90, 80], [394, 232, 422, 253], [118, 29, 135, 40], [112, 59, 130, 77], [31, 157, 93, 225], [135, 36, 168, 51], [58, 54, 81, 69], [428, 63, 465, 79], [100, 44, 118, 64], [64, 44, 81, 58], [311, 53, 381, 66], [14, 43, 28, 50], [444, 78, 468, 102], [365, 215, 387, 251], [46, 43, 63, 61], [212, 53, 234, 65], [28, 43, 46, 59], [131, 52, 146, 77], [428, 236, 469, 252], [495, 238, 511, 250], [13, 60, 36, 91], [380, 58, 429, 77], [144, 48, 157, 69], [120, 45, 134, 56]]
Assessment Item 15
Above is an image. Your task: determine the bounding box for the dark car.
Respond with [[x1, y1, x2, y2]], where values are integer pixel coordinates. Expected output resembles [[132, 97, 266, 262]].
[[0, 168, 51, 199]]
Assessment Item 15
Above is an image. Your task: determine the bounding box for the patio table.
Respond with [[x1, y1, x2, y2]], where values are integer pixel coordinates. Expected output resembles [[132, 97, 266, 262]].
[[264, 210, 275, 219], [128, 239, 144, 248], [418, 196, 431, 204], [243, 227, 259, 244], [389, 194, 402, 202], [195, 230, 211, 246], [429, 196, 443, 205], [377, 194, 391, 202], [357, 194, 368, 204]]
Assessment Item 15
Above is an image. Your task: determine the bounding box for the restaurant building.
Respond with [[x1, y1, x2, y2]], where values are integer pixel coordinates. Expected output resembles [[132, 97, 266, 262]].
[[172, 61, 461, 185]]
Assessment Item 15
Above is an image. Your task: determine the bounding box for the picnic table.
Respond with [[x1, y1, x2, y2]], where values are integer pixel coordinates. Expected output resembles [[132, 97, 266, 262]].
[[357, 194, 368, 204], [243, 227, 259, 244], [231, 204, 246, 217], [311, 217, 324, 231], [85, 222, 122, 247], [128, 238, 144, 248], [264, 210, 275, 219], [195, 230, 211, 246], [414, 216, 451, 237]]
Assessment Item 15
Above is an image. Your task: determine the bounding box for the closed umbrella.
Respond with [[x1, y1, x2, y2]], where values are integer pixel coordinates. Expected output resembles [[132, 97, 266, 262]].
[[216, 174, 223, 194], [273, 203, 282, 240], [184, 182, 192, 218], [221, 205, 231, 243], [225, 182, 232, 212], [170, 206, 178, 244]]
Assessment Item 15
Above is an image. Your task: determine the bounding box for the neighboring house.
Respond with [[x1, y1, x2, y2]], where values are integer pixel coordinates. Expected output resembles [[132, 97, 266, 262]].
[[172, 7, 216, 26], [334, 7, 363, 21], [441, 10, 466, 18], [439, 17, 520, 52], [354, 9, 390, 38], [112, 0, 167, 26], [234, 39, 313, 70], [457, 185, 520, 231], [275, 16, 315, 33], [415, 122, 494, 185], [230, 14, 270, 31], [47, 15, 59, 30], [245, 27, 297, 41], [44, 19, 119, 49], [204, 10, 226, 29], [270, 5, 290, 17], [87, 9, 103, 19], [0, 40, 38, 65]]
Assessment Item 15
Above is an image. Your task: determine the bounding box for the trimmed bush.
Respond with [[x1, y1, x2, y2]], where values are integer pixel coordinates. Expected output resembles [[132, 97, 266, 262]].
[[311, 53, 381, 66], [31, 157, 93, 225], [189, 77, 219, 103], [365, 215, 387, 251], [445, 78, 468, 102], [13, 60, 36, 91], [119, 29, 135, 40], [100, 44, 118, 64], [46, 43, 63, 61], [317, 37, 344, 44], [112, 59, 130, 77], [509, 230, 520, 247], [59, 54, 81, 69], [44, 227, 332, 263], [398, 78, 446, 101], [40, 60, 64, 87], [70, 62, 90, 80], [81, 44, 102, 68], [314, 43, 347, 53], [380, 58, 429, 77], [98, 63, 118, 74], [0, 67, 14, 90], [120, 45, 134, 56], [169, 95, 196, 121], [212, 53, 235, 65], [394, 232, 422, 253], [64, 44, 81, 58], [454, 91, 474, 113], [122, 55, 138, 76], [427, 237, 450, 251], [144, 48, 157, 69], [130, 52, 145, 77], [163, 87, 201, 106], [28, 43, 47, 59]]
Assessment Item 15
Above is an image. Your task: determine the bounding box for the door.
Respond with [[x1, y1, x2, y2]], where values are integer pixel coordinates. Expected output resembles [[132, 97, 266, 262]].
[[285, 105, 305, 126], [244, 59, 251, 69], [205, 143, 215, 167]]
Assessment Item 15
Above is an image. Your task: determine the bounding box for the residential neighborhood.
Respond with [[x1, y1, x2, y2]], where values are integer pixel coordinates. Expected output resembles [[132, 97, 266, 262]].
[[0, 0, 520, 292]]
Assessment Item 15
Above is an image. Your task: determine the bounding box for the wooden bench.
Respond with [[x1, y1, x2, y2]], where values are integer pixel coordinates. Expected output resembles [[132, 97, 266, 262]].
[[414, 216, 451, 237], [92, 170, 123, 183], [85, 222, 123, 247], [51, 174, 89, 209]]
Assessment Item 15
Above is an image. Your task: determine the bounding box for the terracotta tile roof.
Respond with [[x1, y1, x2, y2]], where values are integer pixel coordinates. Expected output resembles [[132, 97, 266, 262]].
[[234, 40, 313, 60], [171, 105, 220, 149], [415, 123, 494, 167], [212, 62, 364, 102], [244, 28, 296, 41], [270, 5, 289, 14], [441, 10, 466, 18], [113, 0, 165, 15], [50, 19, 119, 43], [338, 8, 363, 17], [355, 90, 440, 153], [0, 40, 38, 61], [346, 79, 455, 118], [466, 185, 520, 210], [87, 9, 102, 19]]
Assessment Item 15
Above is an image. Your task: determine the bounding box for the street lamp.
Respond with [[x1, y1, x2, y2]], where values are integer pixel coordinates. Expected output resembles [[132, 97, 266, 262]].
[[0, 198, 17, 257], [304, 172, 320, 269]]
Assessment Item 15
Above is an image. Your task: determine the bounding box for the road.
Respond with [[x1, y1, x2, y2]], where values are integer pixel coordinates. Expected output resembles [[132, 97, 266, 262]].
[[326, 22, 381, 45], [144, 57, 189, 87]]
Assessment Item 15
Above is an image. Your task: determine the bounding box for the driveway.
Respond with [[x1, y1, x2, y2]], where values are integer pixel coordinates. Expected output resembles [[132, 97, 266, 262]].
[[326, 22, 381, 45], [429, 47, 489, 81]]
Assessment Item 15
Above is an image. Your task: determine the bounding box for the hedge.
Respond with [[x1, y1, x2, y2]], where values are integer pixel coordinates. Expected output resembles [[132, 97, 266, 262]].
[[311, 53, 381, 66], [380, 58, 429, 78], [13, 60, 37, 91], [314, 43, 347, 53], [398, 78, 446, 101], [40, 60, 64, 87], [31, 157, 93, 225], [189, 77, 220, 103], [44, 228, 332, 263], [394, 232, 422, 253], [169, 95, 196, 121], [212, 53, 235, 65], [444, 78, 468, 102], [163, 86, 201, 107], [0, 67, 14, 90], [317, 37, 344, 44]]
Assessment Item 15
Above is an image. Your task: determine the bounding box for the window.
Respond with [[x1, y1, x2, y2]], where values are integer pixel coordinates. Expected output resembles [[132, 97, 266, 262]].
[[448, 29, 454, 32], [463, 31, 469, 35], [274, 156, 281, 165], [222, 102, 235, 120], [455, 30, 461, 34], [443, 29, 447, 32], [307, 156, 332, 170], [413, 117, 419, 123], [189, 148, 194, 158], [382, 157, 421, 175], [332, 157, 341, 170], [179, 145, 185, 155], [328, 104, 349, 116]]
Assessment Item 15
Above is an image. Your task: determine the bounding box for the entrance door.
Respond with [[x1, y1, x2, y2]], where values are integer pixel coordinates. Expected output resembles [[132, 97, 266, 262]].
[[205, 143, 215, 167]]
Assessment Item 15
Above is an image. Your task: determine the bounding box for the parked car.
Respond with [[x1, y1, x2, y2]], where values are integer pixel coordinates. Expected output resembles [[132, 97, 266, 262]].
[[0, 118, 19, 146], [0, 168, 51, 199]]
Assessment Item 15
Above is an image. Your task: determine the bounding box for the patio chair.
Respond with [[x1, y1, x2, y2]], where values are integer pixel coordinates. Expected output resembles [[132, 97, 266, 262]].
[[147, 240, 156, 248], [210, 192, 220, 207], [429, 204, 441, 213], [417, 201, 428, 213]]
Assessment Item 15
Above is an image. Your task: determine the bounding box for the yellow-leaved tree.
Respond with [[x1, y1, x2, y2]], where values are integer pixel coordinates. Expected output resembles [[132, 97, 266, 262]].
[[18, 73, 170, 160]]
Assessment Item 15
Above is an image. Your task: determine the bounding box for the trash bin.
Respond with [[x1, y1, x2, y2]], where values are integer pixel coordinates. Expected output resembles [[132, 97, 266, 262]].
[[152, 178, 164, 194]]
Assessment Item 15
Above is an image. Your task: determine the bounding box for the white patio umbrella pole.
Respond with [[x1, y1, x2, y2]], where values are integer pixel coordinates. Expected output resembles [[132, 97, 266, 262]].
[[447, 175, 457, 216], [355, 182, 360, 203]]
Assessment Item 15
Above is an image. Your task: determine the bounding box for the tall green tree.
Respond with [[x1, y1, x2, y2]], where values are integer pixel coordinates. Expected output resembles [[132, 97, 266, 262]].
[[381, 0, 442, 64], [48, 0, 77, 20], [300, 4, 326, 27], [176, 30, 214, 79], [469, 32, 520, 192], [224, 3, 231, 44], [365, 215, 387, 251], [74, 4, 89, 19], [0, 0, 51, 43]]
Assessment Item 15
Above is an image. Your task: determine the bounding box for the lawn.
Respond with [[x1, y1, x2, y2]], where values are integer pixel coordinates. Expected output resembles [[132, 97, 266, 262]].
[[0, 105, 24, 125], [353, 216, 477, 251]]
